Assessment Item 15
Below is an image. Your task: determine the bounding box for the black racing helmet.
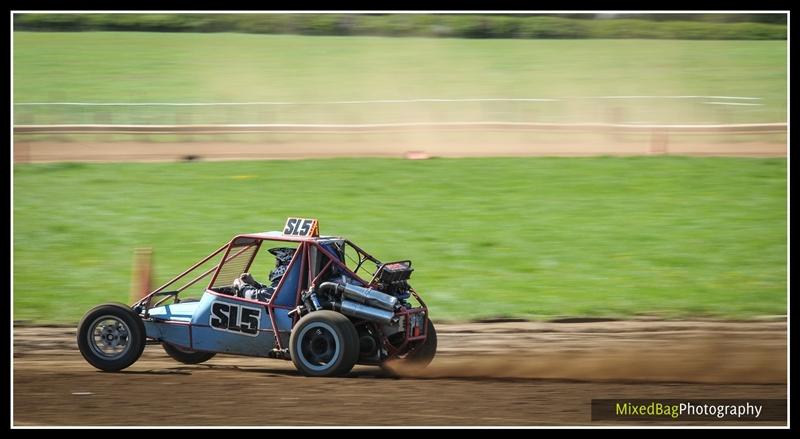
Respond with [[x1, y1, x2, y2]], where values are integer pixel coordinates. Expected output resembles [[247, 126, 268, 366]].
[[267, 247, 296, 283]]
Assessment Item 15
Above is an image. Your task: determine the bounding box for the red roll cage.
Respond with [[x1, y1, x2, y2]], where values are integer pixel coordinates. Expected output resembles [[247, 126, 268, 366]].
[[132, 231, 429, 360]]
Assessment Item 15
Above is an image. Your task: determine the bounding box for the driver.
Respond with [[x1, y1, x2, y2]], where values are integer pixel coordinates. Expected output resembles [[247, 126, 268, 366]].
[[233, 247, 295, 302]]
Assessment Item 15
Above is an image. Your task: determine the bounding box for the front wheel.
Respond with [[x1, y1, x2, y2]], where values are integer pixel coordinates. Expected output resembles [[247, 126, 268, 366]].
[[290, 311, 359, 377], [77, 303, 146, 371], [160, 298, 215, 364], [162, 343, 217, 364]]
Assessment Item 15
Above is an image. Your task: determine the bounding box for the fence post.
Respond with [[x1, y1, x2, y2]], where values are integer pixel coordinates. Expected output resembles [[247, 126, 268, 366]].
[[650, 128, 669, 155], [94, 111, 111, 143], [609, 106, 624, 143], [130, 248, 154, 304]]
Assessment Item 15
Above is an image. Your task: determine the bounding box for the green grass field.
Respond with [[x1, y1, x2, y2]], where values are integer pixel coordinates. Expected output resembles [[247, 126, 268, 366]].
[[13, 32, 787, 125], [13, 157, 786, 323]]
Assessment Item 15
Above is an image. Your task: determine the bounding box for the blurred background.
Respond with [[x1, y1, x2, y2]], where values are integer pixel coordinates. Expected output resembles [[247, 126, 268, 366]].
[[12, 12, 787, 324]]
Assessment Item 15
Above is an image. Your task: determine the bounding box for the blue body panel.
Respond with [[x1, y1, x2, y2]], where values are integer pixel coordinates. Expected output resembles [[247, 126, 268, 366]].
[[142, 239, 316, 357], [143, 319, 192, 348], [190, 292, 276, 356], [271, 256, 302, 307], [147, 302, 197, 322], [145, 292, 281, 357]]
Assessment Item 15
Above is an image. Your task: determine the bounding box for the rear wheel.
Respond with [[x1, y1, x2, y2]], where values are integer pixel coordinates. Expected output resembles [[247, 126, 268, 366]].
[[290, 311, 359, 377], [381, 319, 437, 372], [77, 303, 146, 371], [405, 319, 437, 367]]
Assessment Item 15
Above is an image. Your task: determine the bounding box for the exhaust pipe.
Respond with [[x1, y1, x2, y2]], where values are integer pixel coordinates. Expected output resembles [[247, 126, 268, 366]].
[[335, 300, 396, 325], [316, 298, 397, 324], [319, 282, 398, 311]]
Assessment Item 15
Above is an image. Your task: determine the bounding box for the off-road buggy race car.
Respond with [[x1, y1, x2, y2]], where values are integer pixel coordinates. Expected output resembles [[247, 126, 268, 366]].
[[77, 218, 436, 377]]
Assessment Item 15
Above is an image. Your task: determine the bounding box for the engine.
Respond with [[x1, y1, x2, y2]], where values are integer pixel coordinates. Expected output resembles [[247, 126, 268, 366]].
[[307, 261, 415, 317], [373, 260, 414, 301], [297, 260, 419, 362]]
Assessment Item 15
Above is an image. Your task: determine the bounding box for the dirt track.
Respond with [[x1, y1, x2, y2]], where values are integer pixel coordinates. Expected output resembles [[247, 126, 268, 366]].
[[12, 140, 787, 163], [13, 319, 787, 426]]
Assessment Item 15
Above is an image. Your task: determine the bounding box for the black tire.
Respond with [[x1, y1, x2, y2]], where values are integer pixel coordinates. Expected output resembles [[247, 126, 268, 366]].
[[77, 302, 146, 372], [406, 319, 437, 367], [159, 297, 215, 364], [382, 319, 437, 371], [290, 310, 359, 377], [161, 342, 217, 364]]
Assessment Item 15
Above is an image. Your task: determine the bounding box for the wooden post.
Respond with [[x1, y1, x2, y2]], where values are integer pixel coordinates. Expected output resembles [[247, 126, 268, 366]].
[[130, 248, 154, 304], [650, 128, 669, 155]]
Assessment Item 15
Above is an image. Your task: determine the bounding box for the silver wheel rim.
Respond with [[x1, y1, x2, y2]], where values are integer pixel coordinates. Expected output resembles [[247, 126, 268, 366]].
[[87, 315, 132, 360], [296, 321, 341, 372]]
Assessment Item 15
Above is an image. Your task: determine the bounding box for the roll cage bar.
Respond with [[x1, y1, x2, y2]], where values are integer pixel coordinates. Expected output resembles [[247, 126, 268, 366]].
[[131, 233, 428, 358]]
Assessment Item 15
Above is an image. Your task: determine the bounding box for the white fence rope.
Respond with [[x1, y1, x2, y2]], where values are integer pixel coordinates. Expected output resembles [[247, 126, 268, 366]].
[[703, 102, 764, 106], [14, 122, 787, 134], [13, 96, 763, 106]]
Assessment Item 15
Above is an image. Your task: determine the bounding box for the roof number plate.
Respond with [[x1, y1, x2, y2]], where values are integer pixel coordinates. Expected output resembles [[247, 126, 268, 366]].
[[283, 218, 319, 237]]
